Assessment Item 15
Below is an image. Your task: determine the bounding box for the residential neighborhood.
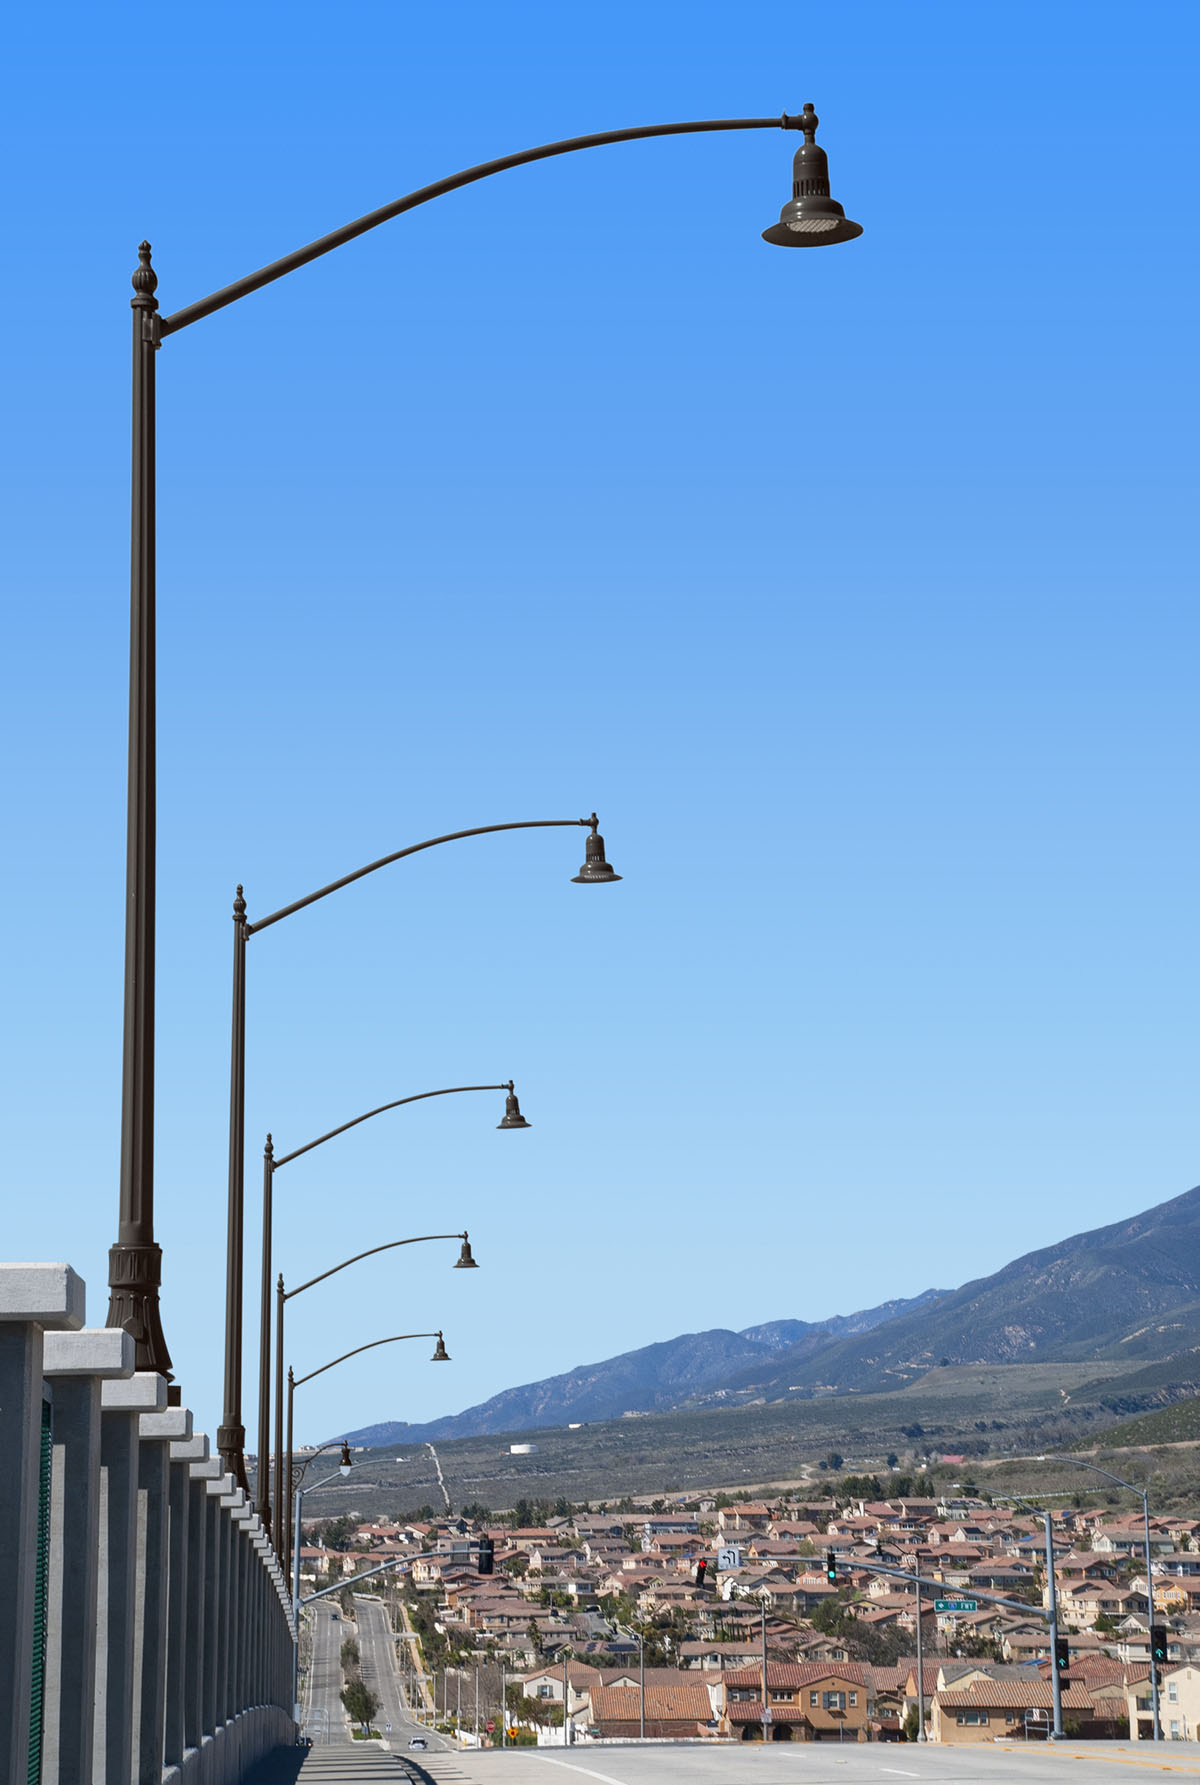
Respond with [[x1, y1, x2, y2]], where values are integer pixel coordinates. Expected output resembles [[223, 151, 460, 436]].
[[297, 1480, 1200, 1743]]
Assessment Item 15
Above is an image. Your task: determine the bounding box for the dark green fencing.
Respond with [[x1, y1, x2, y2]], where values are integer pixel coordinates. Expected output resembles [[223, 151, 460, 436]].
[[28, 1395, 52, 1785]]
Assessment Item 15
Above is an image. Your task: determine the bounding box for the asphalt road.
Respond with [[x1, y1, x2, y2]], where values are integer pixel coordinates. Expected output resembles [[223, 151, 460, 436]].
[[354, 1594, 454, 1756], [404, 1739, 1200, 1785], [300, 1602, 347, 1744]]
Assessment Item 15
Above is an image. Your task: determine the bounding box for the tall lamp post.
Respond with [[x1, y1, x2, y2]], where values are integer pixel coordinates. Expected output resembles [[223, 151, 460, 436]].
[[1040, 1454, 1162, 1741], [224, 817, 616, 1490], [256, 1079, 526, 1533], [287, 1330, 450, 1582], [105, 100, 862, 1381], [276, 1234, 472, 1569]]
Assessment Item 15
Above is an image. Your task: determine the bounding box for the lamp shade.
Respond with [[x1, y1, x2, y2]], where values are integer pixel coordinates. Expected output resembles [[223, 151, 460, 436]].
[[572, 819, 621, 884], [497, 1091, 531, 1130], [454, 1234, 480, 1268], [763, 104, 862, 248], [339, 1439, 353, 1474], [431, 1333, 451, 1362]]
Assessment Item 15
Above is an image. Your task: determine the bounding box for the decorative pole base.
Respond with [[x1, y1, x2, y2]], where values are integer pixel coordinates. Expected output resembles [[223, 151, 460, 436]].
[[217, 1425, 250, 1494], [106, 1242, 173, 1379]]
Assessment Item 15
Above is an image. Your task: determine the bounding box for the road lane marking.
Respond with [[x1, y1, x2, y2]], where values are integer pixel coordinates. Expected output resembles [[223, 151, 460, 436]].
[[881, 1772, 920, 1778], [536, 1758, 636, 1785]]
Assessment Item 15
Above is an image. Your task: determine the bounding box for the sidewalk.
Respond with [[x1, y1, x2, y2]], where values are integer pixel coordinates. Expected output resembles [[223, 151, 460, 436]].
[[242, 1743, 414, 1782]]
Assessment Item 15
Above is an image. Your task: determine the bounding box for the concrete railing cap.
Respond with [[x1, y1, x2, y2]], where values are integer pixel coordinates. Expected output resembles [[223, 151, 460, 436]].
[[43, 1327, 135, 1378], [141, 1407, 193, 1440], [0, 1263, 86, 1328], [171, 1433, 210, 1462], [101, 1371, 169, 1412]]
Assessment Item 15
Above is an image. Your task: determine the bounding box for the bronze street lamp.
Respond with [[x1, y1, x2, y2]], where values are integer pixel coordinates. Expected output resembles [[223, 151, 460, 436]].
[[223, 821, 612, 1492], [286, 1330, 451, 1579], [275, 1234, 474, 1570], [255, 1080, 526, 1535], [105, 101, 860, 1384]]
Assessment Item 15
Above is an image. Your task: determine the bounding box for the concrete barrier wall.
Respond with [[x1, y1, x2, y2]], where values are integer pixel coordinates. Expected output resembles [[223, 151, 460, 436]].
[[0, 1264, 296, 1785]]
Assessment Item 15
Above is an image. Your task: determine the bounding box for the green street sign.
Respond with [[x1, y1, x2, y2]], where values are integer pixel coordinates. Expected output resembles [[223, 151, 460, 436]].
[[935, 1599, 978, 1613]]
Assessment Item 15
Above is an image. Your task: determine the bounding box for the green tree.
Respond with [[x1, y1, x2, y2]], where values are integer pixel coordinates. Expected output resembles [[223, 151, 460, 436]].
[[340, 1638, 360, 1669], [341, 1680, 380, 1733]]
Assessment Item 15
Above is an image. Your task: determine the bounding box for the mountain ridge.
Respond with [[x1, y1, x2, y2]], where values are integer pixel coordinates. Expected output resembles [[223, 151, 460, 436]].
[[342, 1186, 1200, 1448]]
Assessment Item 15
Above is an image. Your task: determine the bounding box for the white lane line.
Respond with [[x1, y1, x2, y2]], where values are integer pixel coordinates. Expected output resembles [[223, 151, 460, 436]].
[[535, 1758, 636, 1785], [881, 1772, 920, 1778]]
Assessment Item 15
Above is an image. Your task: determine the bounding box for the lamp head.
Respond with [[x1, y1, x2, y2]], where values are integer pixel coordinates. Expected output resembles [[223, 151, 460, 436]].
[[339, 1439, 353, 1475], [497, 1088, 531, 1130], [572, 813, 622, 883], [763, 104, 863, 248], [454, 1233, 479, 1269], [431, 1332, 451, 1362]]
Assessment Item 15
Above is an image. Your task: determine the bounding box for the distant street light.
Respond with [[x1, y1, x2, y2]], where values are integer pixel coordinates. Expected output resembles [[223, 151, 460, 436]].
[[290, 1441, 355, 1719], [222, 817, 616, 1490], [1039, 1454, 1162, 1741], [276, 1233, 469, 1568], [286, 1330, 447, 1579], [255, 1080, 522, 1535]]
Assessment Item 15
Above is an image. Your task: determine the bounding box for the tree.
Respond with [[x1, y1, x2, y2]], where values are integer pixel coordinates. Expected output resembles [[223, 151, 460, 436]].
[[340, 1637, 360, 1668], [341, 1679, 380, 1733]]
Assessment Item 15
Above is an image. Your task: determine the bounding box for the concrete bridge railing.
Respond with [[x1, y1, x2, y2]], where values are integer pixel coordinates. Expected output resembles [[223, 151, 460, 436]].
[[1, 1263, 297, 1785]]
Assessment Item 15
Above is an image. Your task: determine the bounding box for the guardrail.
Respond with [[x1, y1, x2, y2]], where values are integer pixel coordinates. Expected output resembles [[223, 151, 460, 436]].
[[0, 1263, 296, 1784]]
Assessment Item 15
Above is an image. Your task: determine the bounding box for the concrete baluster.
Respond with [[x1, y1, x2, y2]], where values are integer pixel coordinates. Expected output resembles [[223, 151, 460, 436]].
[[0, 1264, 86, 1785], [40, 1326, 135, 1785], [95, 1372, 167, 1784], [135, 1404, 190, 1783]]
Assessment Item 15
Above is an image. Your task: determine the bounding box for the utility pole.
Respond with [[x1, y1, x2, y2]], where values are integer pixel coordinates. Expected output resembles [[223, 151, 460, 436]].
[[915, 1575, 926, 1741], [760, 1597, 769, 1740]]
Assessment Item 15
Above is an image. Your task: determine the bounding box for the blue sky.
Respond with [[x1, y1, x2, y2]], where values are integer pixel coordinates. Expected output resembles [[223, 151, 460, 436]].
[[3, 0, 1197, 1448]]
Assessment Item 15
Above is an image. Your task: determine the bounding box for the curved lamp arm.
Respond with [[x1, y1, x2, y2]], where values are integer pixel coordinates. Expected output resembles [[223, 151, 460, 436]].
[[294, 1330, 443, 1389], [274, 1083, 514, 1169], [246, 817, 597, 935], [1040, 1454, 1143, 1497], [161, 116, 806, 336], [284, 1232, 468, 1302]]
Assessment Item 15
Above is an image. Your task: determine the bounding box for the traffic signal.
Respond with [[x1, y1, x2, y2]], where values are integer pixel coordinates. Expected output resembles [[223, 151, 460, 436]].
[[1053, 1635, 1070, 1674], [1150, 1624, 1168, 1664], [825, 1551, 838, 1585], [694, 1559, 708, 1590], [477, 1535, 494, 1576]]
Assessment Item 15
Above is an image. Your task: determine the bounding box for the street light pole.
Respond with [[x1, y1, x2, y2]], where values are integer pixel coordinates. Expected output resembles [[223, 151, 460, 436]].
[[275, 1232, 472, 1567], [1041, 1455, 1161, 1741], [223, 823, 606, 1490], [105, 103, 860, 1378], [256, 1081, 521, 1533], [292, 1444, 353, 1722]]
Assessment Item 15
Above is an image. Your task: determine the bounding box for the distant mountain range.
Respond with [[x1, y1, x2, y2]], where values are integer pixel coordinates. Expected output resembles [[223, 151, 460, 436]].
[[344, 1185, 1200, 1448]]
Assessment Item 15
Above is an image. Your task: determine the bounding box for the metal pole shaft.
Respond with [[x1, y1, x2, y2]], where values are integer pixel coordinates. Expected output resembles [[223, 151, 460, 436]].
[[219, 889, 249, 1487], [256, 1138, 274, 1530], [915, 1576, 926, 1740], [640, 1631, 645, 1740], [1045, 1511, 1063, 1739], [761, 1599, 768, 1738], [107, 244, 174, 1377], [1145, 1491, 1161, 1740], [285, 1370, 295, 1579], [291, 1481, 304, 1717], [274, 1279, 285, 1558]]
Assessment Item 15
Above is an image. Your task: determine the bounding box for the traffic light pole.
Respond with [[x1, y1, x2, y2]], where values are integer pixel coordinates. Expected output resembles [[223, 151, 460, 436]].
[[1041, 1508, 1064, 1740], [914, 1576, 926, 1741]]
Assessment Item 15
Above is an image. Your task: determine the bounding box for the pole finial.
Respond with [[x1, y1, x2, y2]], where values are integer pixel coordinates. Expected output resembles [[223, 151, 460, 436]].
[[131, 241, 159, 309]]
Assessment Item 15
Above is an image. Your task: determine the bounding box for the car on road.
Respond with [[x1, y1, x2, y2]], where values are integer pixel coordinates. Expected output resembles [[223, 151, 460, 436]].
[[409, 1736, 428, 1750]]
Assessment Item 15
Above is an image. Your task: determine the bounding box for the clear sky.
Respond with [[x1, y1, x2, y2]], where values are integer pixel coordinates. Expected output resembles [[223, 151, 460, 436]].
[[2, 0, 1197, 1449]]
